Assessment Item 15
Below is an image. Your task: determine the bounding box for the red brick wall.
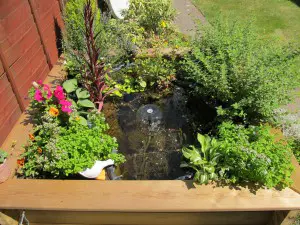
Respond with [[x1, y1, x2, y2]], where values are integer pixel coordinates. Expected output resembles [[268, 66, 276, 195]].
[[0, 0, 64, 145]]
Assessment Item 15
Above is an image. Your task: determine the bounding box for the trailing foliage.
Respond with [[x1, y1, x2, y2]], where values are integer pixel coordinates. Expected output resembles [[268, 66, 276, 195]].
[[179, 19, 300, 123], [125, 0, 176, 34], [182, 122, 294, 188], [0, 149, 8, 164]]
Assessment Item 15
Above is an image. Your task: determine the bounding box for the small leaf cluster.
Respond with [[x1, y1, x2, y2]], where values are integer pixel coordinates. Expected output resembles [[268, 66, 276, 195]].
[[0, 149, 8, 164]]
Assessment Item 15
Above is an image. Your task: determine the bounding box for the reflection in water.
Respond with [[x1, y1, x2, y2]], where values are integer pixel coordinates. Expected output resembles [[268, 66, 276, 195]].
[[104, 87, 194, 180]]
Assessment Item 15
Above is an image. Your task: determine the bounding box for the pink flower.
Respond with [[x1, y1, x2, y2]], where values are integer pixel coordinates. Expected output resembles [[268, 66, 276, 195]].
[[37, 80, 43, 85], [34, 89, 43, 102], [43, 84, 52, 99], [60, 100, 72, 114], [54, 86, 65, 101]]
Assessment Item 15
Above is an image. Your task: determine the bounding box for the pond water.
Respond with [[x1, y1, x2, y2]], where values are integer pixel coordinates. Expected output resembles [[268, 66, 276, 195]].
[[104, 87, 196, 180]]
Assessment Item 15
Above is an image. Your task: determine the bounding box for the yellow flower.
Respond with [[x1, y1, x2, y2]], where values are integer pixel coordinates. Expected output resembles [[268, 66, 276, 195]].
[[160, 20, 167, 28], [49, 107, 59, 117], [75, 116, 80, 121]]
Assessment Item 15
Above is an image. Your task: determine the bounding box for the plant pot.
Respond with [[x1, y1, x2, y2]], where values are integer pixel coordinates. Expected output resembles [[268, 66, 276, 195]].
[[0, 159, 11, 183]]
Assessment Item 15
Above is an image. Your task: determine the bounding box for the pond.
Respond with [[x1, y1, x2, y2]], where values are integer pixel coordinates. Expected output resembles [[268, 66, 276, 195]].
[[104, 86, 216, 180]]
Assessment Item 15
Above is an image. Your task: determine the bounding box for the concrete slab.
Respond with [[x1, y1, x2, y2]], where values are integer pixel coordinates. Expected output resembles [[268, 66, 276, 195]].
[[172, 0, 207, 36]]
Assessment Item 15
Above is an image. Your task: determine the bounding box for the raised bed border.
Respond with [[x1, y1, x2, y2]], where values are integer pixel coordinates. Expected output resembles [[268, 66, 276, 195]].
[[0, 59, 300, 225]]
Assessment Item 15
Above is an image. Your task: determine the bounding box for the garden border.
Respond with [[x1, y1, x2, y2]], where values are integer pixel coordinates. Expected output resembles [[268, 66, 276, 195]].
[[0, 60, 300, 225]]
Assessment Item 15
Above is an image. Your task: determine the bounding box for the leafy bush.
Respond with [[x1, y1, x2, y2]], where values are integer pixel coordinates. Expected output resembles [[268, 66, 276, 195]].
[[216, 122, 294, 188], [0, 149, 8, 164], [181, 134, 221, 184], [130, 56, 176, 92], [179, 19, 300, 123], [125, 0, 176, 34], [182, 122, 294, 188]]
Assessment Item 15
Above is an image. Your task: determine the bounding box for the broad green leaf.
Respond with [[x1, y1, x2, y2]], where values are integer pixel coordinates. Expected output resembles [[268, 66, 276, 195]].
[[77, 99, 95, 108], [197, 133, 206, 150], [63, 79, 78, 93], [78, 116, 88, 126], [76, 88, 90, 99], [139, 80, 147, 88], [200, 174, 208, 184]]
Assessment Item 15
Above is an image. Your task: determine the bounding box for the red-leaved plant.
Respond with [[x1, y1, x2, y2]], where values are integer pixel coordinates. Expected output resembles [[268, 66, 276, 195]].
[[81, 0, 115, 111]]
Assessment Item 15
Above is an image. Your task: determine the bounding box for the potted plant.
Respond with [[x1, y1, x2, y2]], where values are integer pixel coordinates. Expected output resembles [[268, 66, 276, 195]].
[[0, 149, 10, 183]]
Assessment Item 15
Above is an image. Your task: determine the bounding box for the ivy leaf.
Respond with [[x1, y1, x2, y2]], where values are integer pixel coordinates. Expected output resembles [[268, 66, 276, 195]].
[[77, 99, 95, 108], [63, 79, 78, 93], [76, 88, 90, 99]]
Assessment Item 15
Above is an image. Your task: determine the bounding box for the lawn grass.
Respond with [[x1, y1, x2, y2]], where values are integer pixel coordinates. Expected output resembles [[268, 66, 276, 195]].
[[191, 0, 300, 42]]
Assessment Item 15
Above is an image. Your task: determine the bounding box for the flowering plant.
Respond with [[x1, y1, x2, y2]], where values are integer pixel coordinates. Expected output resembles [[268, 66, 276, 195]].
[[17, 82, 125, 178], [30, 81, 73, 124]]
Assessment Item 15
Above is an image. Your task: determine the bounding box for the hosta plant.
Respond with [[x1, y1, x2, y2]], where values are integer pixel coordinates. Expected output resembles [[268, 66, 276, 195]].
[[181, 134, 221, 184]]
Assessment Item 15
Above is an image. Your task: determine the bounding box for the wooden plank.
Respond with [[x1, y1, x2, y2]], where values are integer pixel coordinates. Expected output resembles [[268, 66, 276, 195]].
[[281, 210, 300, 225], [3, 210, 272, 225], [0, 179, 299, 212], [0, 212, 18, 225], [291, 156, 300, 194]]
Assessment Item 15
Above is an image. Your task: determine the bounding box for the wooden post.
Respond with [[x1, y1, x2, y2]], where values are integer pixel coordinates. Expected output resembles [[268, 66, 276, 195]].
[[27, 0, 52, 69], [0, 49, 25, 112]]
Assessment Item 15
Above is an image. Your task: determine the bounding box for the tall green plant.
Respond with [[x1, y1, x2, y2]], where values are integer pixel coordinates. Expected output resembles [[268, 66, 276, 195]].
[[63, 0, 106, 65], [179, 19, 300, 123]]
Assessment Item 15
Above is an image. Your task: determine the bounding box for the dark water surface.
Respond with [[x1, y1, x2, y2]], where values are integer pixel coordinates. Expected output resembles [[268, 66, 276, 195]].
[[104, 87, 195, 180]]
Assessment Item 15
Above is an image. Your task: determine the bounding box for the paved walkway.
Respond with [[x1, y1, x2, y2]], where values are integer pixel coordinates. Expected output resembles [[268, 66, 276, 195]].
[[172, 0, 207, 36]]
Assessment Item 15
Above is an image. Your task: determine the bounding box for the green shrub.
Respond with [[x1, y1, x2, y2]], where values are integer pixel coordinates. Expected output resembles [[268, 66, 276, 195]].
[[20, 111, 124, 178], [125, 0, 176, 34], [182, 122, 294, 188], [179, 19, 300, 123], [216, 122, 294, 188], [131, 56, 176, 91]]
